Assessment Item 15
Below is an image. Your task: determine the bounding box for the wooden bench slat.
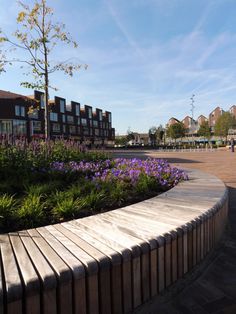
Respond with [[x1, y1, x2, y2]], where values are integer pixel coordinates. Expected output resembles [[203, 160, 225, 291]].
[[26, 229, 73, 314], [62, 221, 123, 314], [71, 217, 145, 308], [9, 233, 41, 314], [36, 226, 87, 314], [66, 221, 133, 313], [53, 224, 112, 314], [43, 225, 100, 314], [0, 248, 3, 314], [0, 235, 23, 314]]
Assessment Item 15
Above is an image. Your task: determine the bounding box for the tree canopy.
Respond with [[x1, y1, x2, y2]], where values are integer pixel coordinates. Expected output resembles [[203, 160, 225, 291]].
[[166, 122, 186, 142], [156, 125, 165, 143], [148, 126, 157, 146], [197, 121, 211, 139], [0, 0, 87, 139], [214, 112, 236, 140]]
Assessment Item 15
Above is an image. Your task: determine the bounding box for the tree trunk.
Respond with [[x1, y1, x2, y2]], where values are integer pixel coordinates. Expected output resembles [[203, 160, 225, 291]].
[[42, 0, 50, 140], [44, 77, 49, 140]]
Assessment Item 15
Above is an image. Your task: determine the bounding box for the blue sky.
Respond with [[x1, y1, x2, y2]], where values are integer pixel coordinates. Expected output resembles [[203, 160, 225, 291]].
[[1, 0, 236, 134]]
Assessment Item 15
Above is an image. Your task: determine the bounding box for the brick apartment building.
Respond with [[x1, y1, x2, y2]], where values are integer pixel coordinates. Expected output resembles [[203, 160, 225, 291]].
[[167, 117, 180, 126], [197, 115, 208, 126], [181, 116, 198, 133], [0, 90, 115, 145], [208, 106, 224, 131]]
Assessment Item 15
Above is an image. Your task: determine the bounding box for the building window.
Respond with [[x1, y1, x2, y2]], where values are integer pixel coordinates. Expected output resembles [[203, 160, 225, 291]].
[[40, 94, 45, 108], [69, 125, 76, 134], [88, 108, 92, 119], [32, 121, 41, 132], [63, 125, 67, 133], [108, 113, 111, 123], [15, 105, 20, 116], [77, 118, 80, 125], [15, 105, 25, 117], [75, 104, 80, 116], [21, 106, 25, 117], [94, 128, 99, 136], [60, 99, 65, 113], [52, 123, 60, 133], [28, 109, 38, 119], [62, 114, 66, 123], [67, 115, 74, 124], [93, 120, 98, 127], [13, 120, 27, 135], [0, 120, 12, 135], [50, 112, 58, 122], [81, 118, 87, 126], [83, 127, 89, 135], [99, 111, 102, 121]]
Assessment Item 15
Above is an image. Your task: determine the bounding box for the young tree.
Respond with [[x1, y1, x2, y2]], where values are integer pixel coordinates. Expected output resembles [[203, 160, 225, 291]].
[[0, 29, 7, 73], [0, 0, 87, 139], [198, 121, 211, 139], [166, 122, 186, 143], [126, 128, 135, 143], [156, 124, 165, 144], [214, 112, 236, 142], [148, 126, 157, 146]]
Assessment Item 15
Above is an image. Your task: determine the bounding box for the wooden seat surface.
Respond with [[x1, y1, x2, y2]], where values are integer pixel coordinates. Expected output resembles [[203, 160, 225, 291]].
[[0, 168, 228, 314]]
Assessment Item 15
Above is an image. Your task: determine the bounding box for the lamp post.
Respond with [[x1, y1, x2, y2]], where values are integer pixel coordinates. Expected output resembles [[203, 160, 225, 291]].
[[190, 94, 195, 146]]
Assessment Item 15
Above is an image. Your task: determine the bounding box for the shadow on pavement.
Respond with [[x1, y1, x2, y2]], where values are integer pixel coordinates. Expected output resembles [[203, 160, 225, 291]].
[[111, 151, 201, 164]]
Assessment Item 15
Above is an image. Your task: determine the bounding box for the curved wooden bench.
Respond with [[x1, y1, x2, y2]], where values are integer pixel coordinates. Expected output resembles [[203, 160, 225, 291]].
[[0, 168, 228, 314]]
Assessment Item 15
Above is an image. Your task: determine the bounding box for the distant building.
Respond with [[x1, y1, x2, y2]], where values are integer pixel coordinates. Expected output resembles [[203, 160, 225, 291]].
[[208, 107, 224, 131], [181, 116, 198, 134], [0, 89, 115, 145], [128, 132, 150, 146], [229, 105, 236, 119], [197, 115, 208, 126], [166, 117, 180, 127]]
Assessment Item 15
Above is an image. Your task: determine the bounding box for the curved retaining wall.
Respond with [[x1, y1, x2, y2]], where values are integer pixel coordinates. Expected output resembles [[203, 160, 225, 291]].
[[0, 169, 228, 314]]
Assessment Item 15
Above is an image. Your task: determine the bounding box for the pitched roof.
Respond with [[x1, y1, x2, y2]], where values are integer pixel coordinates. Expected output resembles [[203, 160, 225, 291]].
[[168, 117, 180, 123], [197, 115, 207, 119], [0, 90, 31, 100]]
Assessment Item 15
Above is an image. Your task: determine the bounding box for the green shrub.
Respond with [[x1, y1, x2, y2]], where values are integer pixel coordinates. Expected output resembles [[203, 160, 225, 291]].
[[79, 191, 107, 212], [108, 182, 128, 207], [66, 183, 84, 200], [18, 194, 45, 228], [0, 194, 17, 230], [24, 181, 63, 197], [53, 197, 81, 219]]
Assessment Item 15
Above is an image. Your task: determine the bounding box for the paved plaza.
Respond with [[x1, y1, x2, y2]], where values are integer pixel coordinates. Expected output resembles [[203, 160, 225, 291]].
[[112, 150, 236, 314]]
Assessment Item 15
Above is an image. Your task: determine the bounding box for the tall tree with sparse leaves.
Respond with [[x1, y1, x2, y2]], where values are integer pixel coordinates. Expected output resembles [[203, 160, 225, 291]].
[[156, 124, 165, 144], [0, 0, 87, 139], [214, 112, 236, 142], [197, 121, 211, 140], [166, 122, 186, 143], [0, 29, 7, 73], [148, 126, 157, 146]]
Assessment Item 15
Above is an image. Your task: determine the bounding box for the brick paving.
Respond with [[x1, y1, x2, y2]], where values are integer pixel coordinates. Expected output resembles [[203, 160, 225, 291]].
[[112, 150, 236, 314]]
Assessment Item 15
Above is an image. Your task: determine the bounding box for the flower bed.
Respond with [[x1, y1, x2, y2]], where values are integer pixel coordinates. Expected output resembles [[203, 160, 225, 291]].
[[0, 140, 187, 233]]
